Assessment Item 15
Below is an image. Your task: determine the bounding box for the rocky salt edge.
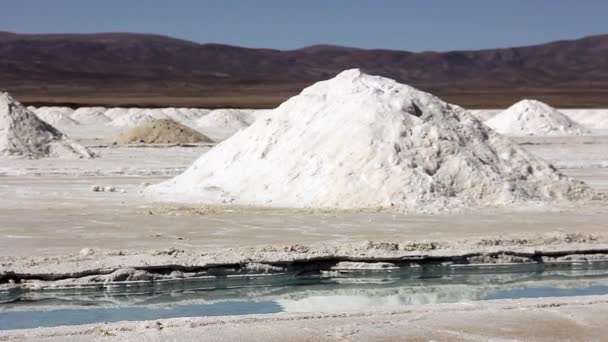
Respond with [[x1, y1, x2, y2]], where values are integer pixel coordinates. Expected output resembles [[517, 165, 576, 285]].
[[2, 232, 608, 290], [146, 69, 598, 211]]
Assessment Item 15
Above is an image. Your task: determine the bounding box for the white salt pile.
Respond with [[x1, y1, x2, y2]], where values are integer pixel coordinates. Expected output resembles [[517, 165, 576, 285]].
[[160, 108, 210, 125], [147, 69, 594, 210], [196, 109, 252, 141], [0, 93, 94, 159], [109, 109, 166, 128], [34, 106, 80, 128], [485, 100, 589, 136], [70, 107, 110, 125]]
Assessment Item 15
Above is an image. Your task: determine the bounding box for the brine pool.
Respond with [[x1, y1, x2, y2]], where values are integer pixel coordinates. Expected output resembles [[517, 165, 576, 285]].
[[2, 262, 608, 330]]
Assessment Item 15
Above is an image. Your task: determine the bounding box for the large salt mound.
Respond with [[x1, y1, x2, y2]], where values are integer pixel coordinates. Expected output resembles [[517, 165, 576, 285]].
[[196, 109, 251, 141], [0, 93, 94, 159], [485, 100, 589, 136], [147, 70, 594, 210], [113, 119, 213, 145]]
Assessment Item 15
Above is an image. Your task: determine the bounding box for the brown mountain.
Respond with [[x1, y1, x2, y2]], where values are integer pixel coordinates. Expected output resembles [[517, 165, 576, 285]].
[[1, 31, 608, 108]]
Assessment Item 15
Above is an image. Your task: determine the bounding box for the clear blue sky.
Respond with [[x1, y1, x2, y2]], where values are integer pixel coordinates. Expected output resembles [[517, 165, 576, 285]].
[[2, 0, 607, 51]]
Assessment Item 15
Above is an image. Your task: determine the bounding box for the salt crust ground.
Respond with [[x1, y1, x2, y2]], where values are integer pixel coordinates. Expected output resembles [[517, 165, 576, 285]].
[[3, 97, 608, 339], [148, 70, 596, 210], [2, 296, 608, 341]]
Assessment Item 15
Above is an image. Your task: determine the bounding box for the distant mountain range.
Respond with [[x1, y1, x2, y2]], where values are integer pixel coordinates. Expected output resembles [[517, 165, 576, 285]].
[[1, 31, 608, 108]]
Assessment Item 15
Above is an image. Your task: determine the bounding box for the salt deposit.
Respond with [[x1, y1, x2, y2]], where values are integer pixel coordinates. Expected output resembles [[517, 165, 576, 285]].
[[0, 92, 93, 159], [196, 108, 252, 141], [113, 119, 213, 145], [103, 107, 130, 120], [468, 109, 500, 122], [561, 109, 608, 131], [485, 100, 589, 136], [70, 107, 110, 125], [34, 106, 79, 127], [109, 109, 164, 128], [147, 69, 594, 210], [161, 108, 210, 125]]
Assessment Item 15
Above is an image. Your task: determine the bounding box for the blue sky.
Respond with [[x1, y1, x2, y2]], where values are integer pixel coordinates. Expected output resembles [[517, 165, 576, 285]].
[[2, 0, 607, 51]]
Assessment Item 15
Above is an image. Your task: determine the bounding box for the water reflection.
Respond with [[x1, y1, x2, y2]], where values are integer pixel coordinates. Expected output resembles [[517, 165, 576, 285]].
[[2, 262, 608, 330]]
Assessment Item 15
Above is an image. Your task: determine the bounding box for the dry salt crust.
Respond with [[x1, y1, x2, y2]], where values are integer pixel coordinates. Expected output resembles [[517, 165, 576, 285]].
[[0, 93, 93, 159], [148, 69, 596, 211], [485, 99, 590, 136]]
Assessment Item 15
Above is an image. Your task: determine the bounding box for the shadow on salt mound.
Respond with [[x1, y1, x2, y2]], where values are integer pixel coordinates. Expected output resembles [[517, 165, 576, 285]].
[[0, 93, 94, 159]]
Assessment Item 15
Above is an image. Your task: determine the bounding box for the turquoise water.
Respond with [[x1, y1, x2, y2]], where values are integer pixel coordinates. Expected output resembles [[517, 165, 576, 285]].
[[2, 262, 608, 330]]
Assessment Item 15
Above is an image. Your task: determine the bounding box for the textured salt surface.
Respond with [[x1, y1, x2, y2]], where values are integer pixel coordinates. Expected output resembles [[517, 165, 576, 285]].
[[486, 100, 589, 136], [148, 70, 595, 210], [0, 93, 93, 159]]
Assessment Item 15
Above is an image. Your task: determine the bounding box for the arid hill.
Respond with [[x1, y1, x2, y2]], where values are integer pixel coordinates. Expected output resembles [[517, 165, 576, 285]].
[[1, 32, 608, 108]]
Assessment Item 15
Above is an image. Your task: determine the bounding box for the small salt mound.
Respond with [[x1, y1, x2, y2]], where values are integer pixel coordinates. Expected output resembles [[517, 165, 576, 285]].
[[109, 109, 165, 128], [243, 109, 272, 124], [161, 108, 210, 125], [196, 109, 252, 141], [70, 107, 110, 125], [486, 100, 589, 136], [103, 108, 130, 120], [34, 106, 79, 127], [113, 119, 213, 145], [0, 93, 94, 159], [147, 70, 594, 210]]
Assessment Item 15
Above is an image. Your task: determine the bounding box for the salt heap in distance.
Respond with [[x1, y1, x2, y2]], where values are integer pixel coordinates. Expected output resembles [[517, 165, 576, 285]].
[[148, 70, 594, 210], [0, 92, 93, 159], [485, 99, 589, 136]]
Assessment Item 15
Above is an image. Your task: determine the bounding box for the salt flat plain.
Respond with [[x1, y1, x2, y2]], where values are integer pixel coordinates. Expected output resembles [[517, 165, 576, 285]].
[[1, 105, 608, 341]]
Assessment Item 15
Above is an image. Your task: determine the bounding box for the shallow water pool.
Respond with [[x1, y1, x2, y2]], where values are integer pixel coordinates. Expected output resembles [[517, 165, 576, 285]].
[[2, 262, 608, 330]]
